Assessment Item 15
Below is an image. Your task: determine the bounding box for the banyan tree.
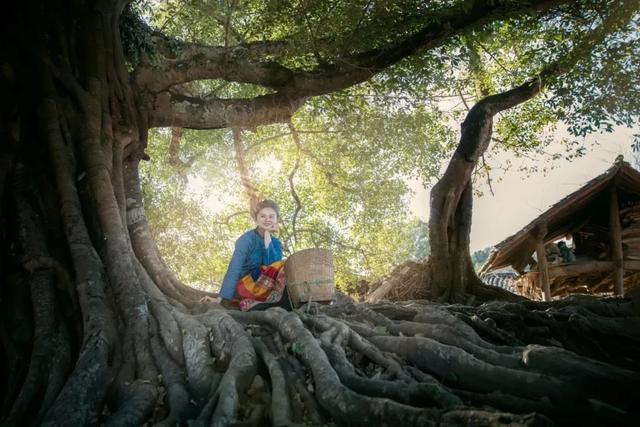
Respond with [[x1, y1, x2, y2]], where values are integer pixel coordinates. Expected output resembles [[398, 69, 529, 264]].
[[1, 1, 640, 425]]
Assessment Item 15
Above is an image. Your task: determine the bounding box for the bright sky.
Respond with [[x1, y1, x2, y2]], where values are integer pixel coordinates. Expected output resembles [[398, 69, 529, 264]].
[[409, 125, 639, 251], [187, 156, 281, 215]]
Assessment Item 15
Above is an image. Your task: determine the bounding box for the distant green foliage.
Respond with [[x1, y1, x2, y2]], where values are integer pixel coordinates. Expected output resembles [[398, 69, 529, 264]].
[[551, 15, 640, 137], [471, 247, 493, 272], [141, 91, 443, 291], [140, 128, 235, 290], [408, 219, 430, 261]]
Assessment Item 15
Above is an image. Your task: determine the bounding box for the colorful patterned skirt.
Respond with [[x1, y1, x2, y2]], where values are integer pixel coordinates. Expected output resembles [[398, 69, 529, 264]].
[[236, 260, 287, 311]]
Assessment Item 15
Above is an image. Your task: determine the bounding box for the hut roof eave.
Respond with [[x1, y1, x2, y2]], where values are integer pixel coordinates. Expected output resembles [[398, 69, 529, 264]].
[[480, 159, 640, 274]]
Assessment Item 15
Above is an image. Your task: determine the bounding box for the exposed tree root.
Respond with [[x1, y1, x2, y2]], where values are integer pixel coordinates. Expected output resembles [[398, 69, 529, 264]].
[[252, 338, 292, 426], [230, 308, 545, 426], [6, 259, 640, 426]]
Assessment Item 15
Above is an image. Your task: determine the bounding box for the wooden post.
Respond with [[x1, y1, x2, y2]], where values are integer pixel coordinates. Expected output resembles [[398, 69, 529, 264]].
[[532, 222, 551, 301], [609, 186, 624, 295], [535, 241, 551, 301]]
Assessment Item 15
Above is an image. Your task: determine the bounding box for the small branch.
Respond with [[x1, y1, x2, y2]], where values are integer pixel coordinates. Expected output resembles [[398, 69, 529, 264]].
[[276, 222, 294, 256], [222, 0, 243, 47], [473, 40, 514, 76], [297, 145, 364, 201], [286, 122, 304, 250], [457, 88, 470, 111], [203, 81, 231, 99], [232, 128, 260, 211], [481, 155, 495, 196], [245, 129, 342, 153], [491, 136, 556, 160], [211, 210, 249, 226], [295, 228, 370, 261]]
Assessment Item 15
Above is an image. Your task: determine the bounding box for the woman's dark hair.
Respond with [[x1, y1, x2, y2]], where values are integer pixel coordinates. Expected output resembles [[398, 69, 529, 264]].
[[252, 199, 280, 220]]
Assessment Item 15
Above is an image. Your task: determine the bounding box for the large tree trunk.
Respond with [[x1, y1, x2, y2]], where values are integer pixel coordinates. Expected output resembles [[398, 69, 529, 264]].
[[428, 179, 485, 302], [0, 1, 198, 424], [2, 2, 639, 426], [426, 85, 540, 303]]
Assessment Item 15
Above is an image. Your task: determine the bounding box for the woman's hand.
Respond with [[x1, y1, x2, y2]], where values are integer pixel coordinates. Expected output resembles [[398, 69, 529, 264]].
[[264, 229, 272, 248], [264, 222, 280, 247], [199, 295, 221, 304]]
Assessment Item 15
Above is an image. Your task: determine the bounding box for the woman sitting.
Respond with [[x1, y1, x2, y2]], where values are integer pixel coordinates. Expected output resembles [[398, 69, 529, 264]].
[[207, 199, 291, 311]]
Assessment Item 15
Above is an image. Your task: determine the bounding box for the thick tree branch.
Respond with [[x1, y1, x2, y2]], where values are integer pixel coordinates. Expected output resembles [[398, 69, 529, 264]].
[[134, 34, 294, 92], [278, 0, 569, 97], [136, 0, 573, 95], [147, 92, 307, 129]]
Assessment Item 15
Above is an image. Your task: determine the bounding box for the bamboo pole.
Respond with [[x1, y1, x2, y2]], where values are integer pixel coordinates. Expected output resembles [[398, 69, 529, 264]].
[[609, 186, 624, 295]]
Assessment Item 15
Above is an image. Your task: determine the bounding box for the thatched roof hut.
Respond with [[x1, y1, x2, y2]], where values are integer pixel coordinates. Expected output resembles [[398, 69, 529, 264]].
[[480, 157, 640, 300]]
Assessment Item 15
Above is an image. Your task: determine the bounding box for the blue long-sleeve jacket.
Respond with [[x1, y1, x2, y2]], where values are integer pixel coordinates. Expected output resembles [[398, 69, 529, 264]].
[[218, 229, 283, 299]]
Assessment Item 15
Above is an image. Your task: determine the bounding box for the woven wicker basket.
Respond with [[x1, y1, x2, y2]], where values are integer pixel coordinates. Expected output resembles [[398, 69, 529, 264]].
[[285, 248, 335, 307]]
